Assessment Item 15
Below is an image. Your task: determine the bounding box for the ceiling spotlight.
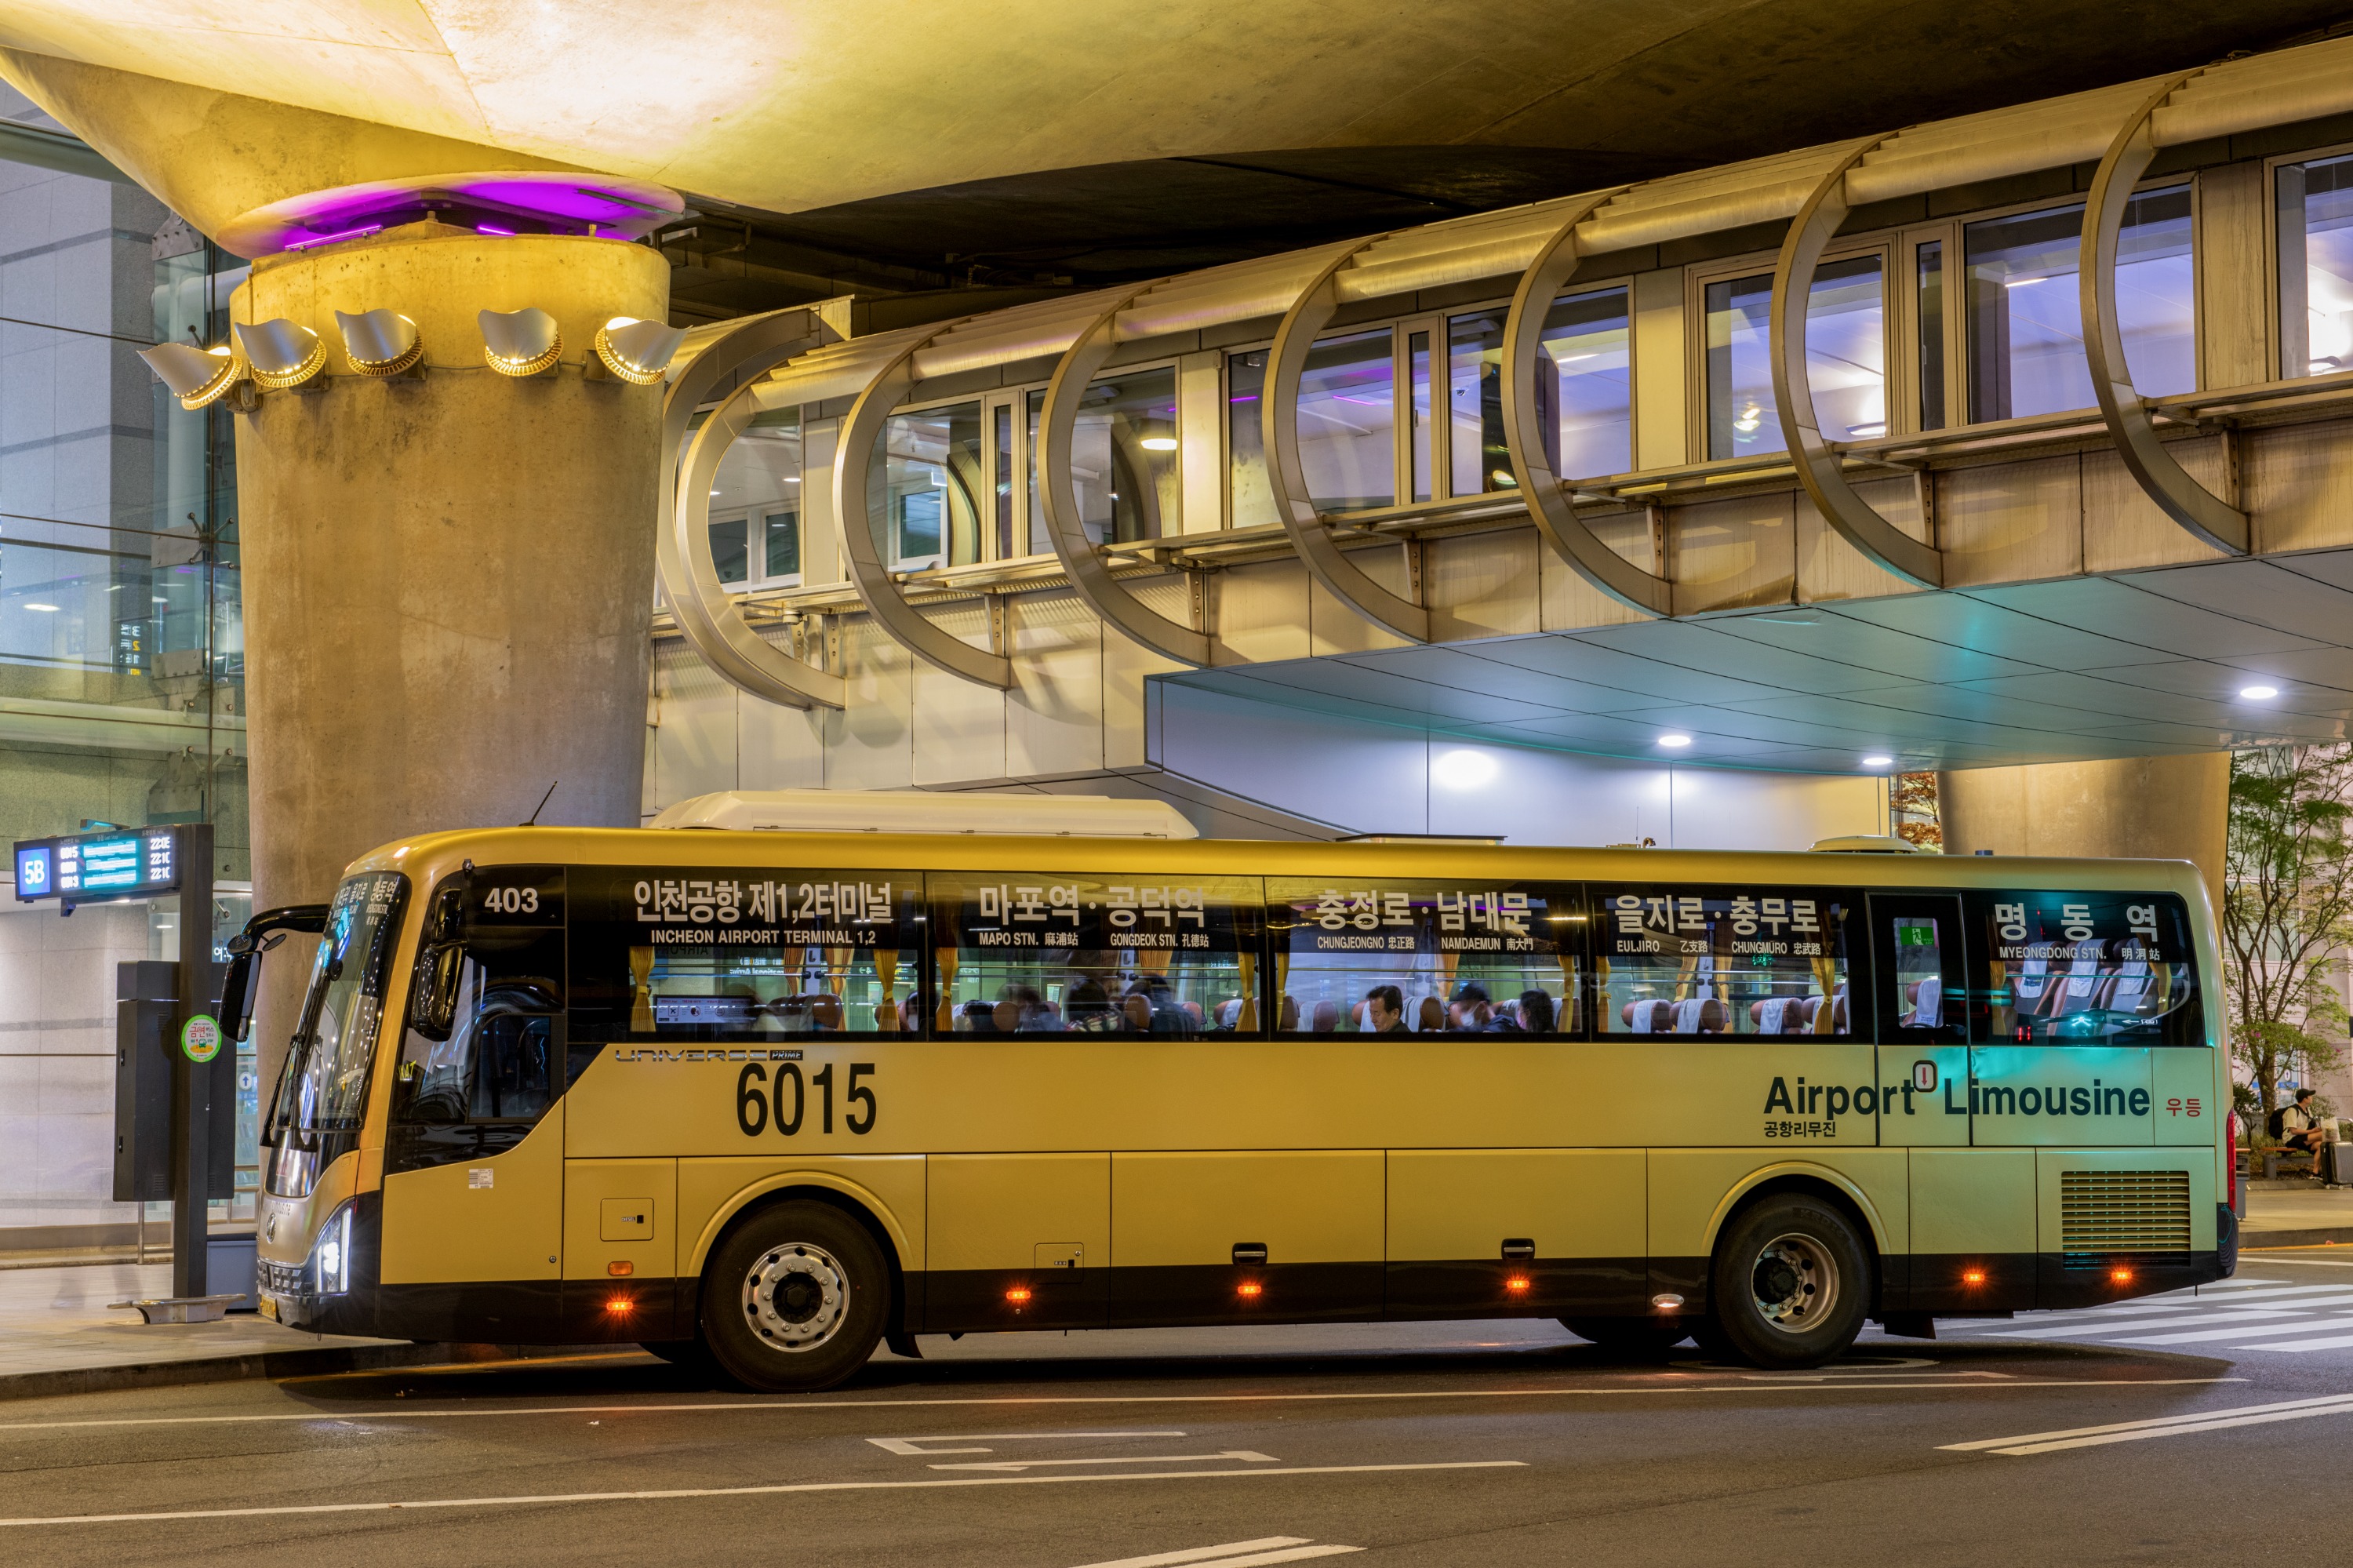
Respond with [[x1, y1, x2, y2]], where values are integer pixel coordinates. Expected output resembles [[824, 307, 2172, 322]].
[[1139, 436, 1179, 452], [480, 307, 562, 377], [591, 316, 686, 384], [2240, 684, 2280, 700], [233, 318, 327, 391], [335, 308, 424, 377], [1657, 733, 1693, 748], [137, 342, 246, 409], [1862, 754, 1895, 767]]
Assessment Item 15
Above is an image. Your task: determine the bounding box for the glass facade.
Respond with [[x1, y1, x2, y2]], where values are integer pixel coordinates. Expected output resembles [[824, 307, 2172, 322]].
[[1964, 186, 2194, 421], [1297, 329, 1395, 511], [0, 89, 256, 1250], [870, 400, 983, 569], [707, 408, 802, 587], [1707, 256, 1885, 459], [2278, 152, 2353, 378], [1449, 287, 1633, 490]]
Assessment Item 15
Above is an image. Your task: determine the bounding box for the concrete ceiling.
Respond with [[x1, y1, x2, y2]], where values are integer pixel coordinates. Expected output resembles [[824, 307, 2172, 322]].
[[9, 2, 2353, 304], [1161, 553, 2353, 774]]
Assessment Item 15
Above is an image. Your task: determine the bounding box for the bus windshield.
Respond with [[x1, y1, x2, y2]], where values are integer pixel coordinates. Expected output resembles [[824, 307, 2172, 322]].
[[267, 871, 409, 1146]]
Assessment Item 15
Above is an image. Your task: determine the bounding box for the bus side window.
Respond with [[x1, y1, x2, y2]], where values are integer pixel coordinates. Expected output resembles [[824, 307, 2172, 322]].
[[1966, 890, 2201, 1046], [1266, 880, 1581, 1036], [1867, 893, 1966, 1043]]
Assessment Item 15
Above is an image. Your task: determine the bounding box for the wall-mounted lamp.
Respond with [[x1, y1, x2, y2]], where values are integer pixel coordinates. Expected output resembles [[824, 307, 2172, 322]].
[[234, 319, 328, 391], [137, 342, 248, 409], [336, 308, 425, 377], [480, 307, 561, 377], [589, 316, 686, 384]]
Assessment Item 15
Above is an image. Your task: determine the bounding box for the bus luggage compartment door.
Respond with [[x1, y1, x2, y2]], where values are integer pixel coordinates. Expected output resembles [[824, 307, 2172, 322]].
[[925, 1152, 1109, 1332], [1109, 1150, 1384, 1325]]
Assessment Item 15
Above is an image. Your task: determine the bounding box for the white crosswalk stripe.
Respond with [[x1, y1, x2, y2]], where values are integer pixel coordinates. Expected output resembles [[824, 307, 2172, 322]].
[[1967, 1279, 2353, 1352]]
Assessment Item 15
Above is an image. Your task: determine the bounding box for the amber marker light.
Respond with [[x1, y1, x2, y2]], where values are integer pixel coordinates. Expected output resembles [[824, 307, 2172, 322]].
[[1237, 1280, 1264, 1300], [604, 1296, 634, 1315], [1962, 1268, 1988, 1286], [1004, 1286, 1034, 1305], [2110, 1267, 2135, 1286], [1504, 1275, 1533, 1296], [606, 1261, 634, 1277]]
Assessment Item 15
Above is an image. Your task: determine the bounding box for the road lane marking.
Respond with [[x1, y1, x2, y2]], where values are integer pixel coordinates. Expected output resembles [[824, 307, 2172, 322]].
[[1070, 1541, 1359, 1568], [0, 1378, 2246, 1435], [2118, 1319, 2353, 1346], [1942, 1392, 2353, 1456], [2225, 1331, 2353, 1352], [933, 1451, 1278, 1472], [0, 1460, 1529, 1530], [867, 1432, 1183, 1456]]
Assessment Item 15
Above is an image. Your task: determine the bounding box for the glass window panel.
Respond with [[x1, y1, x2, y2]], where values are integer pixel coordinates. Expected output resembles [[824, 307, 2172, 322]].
[[1299, 328, 1395, 511], [1026, 388, 1048, 552], [1073, 366, 1180, 544], [994, 402, 1015, 557], [1448, 309, 1507, 496], [566, 868, 925, 1039], [869, 401, 984, 569], [1267, 879, 1581, 1035], [1595, 884, 1853, 1037], [1408, 330, 1431, 502], [763, 512, 800, 579], [1968, 890, 2202, 1047], [1540, 286, 1632, 479], [930, 872, 1262, 1035], [1965, 187, 2192, 421], [712, 408, 802, 581], [1918, 239, 1946, 431], [394, 869, 566, 1129], [1226, 351, 1278, 529], [707, 517, 748, 584], [1707, 260, 1884, 459], [2278, 153, 2353, 377]]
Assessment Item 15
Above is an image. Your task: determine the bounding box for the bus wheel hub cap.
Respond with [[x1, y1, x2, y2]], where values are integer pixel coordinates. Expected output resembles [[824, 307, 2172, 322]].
[[744, 1244, 848, 1351], [1751, 1234, 1835, 1333]]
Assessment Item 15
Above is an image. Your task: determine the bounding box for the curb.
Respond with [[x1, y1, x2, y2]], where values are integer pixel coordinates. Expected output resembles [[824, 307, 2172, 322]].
[[2242, 1228, 2353, 1250], [0, 1340, 607, 1405]]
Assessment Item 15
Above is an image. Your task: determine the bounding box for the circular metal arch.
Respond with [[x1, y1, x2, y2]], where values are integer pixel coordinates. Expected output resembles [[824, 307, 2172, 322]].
[[1768, 137, 1946, 589], [832, 329, 1016, 690], [2082, 71, 2249, 556], [1499, 185, 1675, 616], [660, 307, 848, 711], [1262, 239, 1431, 645], [1036, 289, 1220, 668]]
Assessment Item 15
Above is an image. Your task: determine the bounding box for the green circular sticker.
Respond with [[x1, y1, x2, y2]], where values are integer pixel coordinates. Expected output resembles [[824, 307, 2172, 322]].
[[180, 1013, 221, 1064]]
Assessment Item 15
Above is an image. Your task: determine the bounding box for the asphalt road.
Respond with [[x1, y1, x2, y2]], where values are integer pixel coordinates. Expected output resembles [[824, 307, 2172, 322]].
[[9, 1249, 2353, 1567]]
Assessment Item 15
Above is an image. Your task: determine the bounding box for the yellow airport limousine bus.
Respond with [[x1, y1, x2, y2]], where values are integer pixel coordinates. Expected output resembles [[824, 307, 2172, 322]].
[[236, 791, 2232, 1387]]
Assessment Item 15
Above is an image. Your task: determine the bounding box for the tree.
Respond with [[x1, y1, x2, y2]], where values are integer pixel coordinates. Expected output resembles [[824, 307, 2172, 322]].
[[1891, 772, 1942, 851], [2224, 745, 2353, 1121]]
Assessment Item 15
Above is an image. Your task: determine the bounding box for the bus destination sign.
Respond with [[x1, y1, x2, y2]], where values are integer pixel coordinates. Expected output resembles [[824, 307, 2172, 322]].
[[13, 828, 181, 905]]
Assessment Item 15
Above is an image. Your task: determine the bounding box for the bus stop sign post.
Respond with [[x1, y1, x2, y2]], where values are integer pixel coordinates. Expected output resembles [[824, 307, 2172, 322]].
[[14, 824, 231, 1315]]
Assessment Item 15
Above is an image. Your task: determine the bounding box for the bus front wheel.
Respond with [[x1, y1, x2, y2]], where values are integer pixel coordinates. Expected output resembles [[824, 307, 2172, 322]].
[[702, 1200, 888, 1392], [1705, 1193, 1870, 1370]]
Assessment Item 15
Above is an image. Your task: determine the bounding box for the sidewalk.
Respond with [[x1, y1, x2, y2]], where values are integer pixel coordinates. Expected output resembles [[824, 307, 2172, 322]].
[[0, 1261, 499, 1402], [2244, 1181, 2353, 1248]]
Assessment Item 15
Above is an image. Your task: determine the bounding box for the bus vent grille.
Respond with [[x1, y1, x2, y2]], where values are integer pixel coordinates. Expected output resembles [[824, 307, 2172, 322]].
[[2060, 1170, 2191, 1267]]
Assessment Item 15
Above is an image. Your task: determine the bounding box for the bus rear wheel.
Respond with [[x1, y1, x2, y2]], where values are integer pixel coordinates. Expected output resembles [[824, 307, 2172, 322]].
[[702, 1201, 887, 1392], [1562, 1316, 1693, 1355], [1706, 1193, 1870, 1370]]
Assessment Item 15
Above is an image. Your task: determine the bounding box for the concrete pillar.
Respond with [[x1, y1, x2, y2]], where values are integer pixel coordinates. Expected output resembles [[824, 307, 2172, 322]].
[[235, 222, 667, 1083], [1937, 752, 2230, 915]]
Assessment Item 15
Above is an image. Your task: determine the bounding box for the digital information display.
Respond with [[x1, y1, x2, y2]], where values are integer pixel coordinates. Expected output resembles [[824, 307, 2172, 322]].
[[13, 828, 180, 904]]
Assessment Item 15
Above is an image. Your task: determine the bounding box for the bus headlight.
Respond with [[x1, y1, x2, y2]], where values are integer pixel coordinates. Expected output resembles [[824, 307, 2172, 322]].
[[311, 1202, 355, 1297]]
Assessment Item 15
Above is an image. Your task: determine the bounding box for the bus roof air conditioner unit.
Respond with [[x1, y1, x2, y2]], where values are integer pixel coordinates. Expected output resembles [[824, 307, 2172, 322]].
[[647, 789, 1199, 839]]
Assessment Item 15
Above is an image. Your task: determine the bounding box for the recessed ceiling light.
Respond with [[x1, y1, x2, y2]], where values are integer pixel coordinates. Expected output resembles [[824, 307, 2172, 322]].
[[2240, 684, 2280, 700], [1862, 754, 1894, 767], [1657, 733, 1693, 749], [23, 602, 57, 613]]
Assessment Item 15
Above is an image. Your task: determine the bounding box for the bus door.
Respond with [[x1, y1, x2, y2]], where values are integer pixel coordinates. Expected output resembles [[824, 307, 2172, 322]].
[[379, 868, 569, 1337]]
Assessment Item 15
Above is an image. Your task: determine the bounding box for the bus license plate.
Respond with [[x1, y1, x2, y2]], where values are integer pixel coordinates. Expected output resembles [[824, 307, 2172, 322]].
[[256, 1293, 279, 1322]]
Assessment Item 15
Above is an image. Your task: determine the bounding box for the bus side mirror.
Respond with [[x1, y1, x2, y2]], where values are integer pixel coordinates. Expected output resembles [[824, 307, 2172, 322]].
[[410, 942, 464, 1042], [219, 951, 255, 1042]]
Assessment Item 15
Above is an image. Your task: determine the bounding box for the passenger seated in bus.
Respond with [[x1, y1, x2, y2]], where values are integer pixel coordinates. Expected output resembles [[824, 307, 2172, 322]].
[[1416, 996, 1445, 1033], [1311, 999, 1341, 1033], [1279, 995, 1300, 1031], [1518, 989, 1556, 1034], [1065, 977, 1124, 1033], [1448, 982, 1493, 1031], [1906, 976, 1942, 1028], [1213, 997, 1246, 1031], [1125, 975, 1198, 1035], [1364, 984, 1406, 1033]]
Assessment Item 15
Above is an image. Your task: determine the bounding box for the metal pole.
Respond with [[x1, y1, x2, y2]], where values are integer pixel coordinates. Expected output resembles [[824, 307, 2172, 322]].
[[169, 822, 214, 1298]]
